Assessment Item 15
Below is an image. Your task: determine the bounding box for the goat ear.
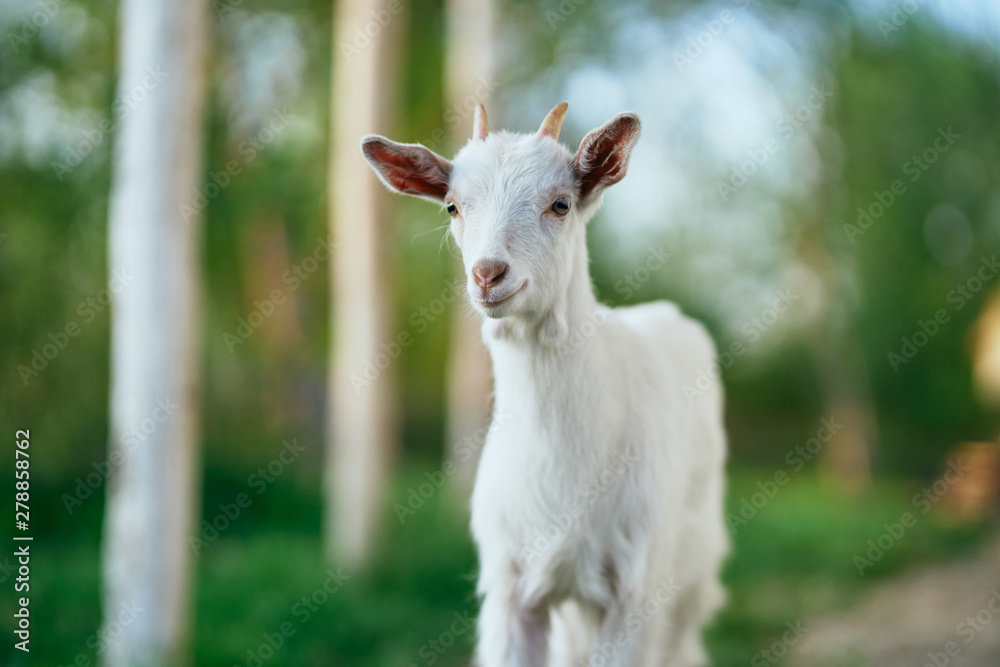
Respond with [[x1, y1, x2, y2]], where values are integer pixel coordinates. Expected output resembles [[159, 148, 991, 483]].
[[573, 113, 641, 200], [360, 135, 452, 202]]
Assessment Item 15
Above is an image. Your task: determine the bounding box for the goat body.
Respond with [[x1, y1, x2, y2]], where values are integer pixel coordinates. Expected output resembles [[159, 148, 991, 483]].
[[362, 102, 728, 666]]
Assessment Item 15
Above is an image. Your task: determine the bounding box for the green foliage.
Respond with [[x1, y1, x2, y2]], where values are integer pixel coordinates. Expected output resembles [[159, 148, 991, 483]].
[[0, 468, 987, 665], [829, 23, 1000, 472]]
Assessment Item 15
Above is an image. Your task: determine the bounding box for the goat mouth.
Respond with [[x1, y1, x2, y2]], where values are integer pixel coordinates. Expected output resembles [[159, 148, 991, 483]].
[[478, 281, 527, 308]]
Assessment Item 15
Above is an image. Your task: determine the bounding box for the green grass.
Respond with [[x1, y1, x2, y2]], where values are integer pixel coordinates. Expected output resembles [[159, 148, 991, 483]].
[[3, 468, 990, 666]]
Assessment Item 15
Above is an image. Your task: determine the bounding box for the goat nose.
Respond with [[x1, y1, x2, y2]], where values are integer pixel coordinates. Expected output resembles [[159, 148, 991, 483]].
[[473, 260, 508, 290]]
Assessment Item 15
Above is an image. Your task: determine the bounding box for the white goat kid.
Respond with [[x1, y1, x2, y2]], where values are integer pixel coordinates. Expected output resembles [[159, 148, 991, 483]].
[[361, 103, 729, 667]]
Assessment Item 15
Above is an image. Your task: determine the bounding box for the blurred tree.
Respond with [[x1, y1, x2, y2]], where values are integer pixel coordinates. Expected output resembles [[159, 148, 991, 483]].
[[827, 19, 1000, 474], [326, 0, 402, 567], [101, 0, 209, 664], [444, 0, 496, 494], [798, 211, 875, 492]]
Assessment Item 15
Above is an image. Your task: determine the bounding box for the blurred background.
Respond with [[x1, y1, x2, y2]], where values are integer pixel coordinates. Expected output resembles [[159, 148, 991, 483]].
[[2, 0, 1000, 664]]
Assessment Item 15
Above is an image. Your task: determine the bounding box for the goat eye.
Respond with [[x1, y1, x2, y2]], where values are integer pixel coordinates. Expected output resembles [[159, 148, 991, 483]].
[[551, 197, 571, 216]]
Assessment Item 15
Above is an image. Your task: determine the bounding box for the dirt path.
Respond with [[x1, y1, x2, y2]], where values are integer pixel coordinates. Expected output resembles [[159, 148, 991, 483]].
[[790, 541, 1000, 667]]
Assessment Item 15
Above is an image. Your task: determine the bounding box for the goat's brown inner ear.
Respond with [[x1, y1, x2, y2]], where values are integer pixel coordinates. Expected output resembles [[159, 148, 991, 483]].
[[574, 114, 641, 199], [362, 137, 452, 200], [577, 135, 626, 198]]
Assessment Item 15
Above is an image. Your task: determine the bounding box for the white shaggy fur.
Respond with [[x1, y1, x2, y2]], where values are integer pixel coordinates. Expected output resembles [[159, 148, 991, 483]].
[[361, 104, 728, 667]]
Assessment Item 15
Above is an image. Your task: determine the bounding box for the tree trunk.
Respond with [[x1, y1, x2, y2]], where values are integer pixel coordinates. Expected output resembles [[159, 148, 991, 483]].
[[102, 0, 208, 664], [325, 0, 400, 568], [799, 220, 875, 494], [443, 0, 496, 496]]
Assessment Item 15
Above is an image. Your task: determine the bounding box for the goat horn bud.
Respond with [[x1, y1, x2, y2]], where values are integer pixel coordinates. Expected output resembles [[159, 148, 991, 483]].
[[473, 104, 489, 141], [538, 101, 569, 141]]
